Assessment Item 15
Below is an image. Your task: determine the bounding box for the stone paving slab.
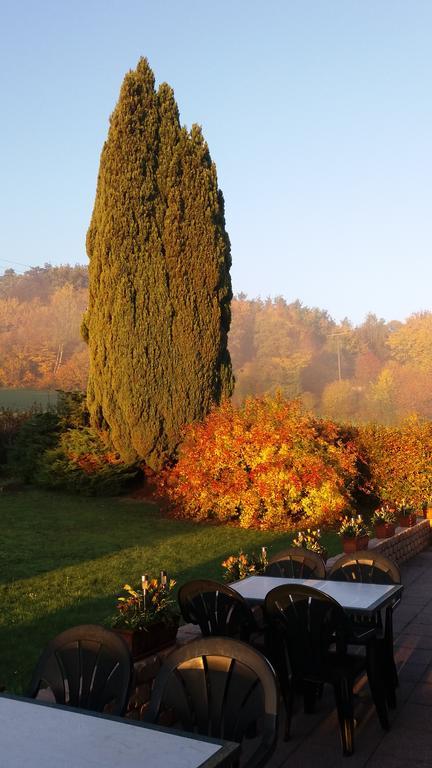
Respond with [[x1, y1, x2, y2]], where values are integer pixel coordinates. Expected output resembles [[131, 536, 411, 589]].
[[266, 547, 432, 766]]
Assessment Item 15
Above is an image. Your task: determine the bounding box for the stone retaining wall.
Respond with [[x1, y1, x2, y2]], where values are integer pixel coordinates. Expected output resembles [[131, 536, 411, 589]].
[[326, 517, 432, 571]]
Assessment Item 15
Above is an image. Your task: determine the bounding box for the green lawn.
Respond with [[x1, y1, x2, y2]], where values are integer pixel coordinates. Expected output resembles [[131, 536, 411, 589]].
[[0, 388, 58, 411], [0, 488, 340, 692]]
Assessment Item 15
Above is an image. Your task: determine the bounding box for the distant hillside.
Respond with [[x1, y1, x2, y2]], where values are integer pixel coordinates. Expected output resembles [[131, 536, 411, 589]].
[[1, 264, 431, 423], [0, 264, 88, 302], [0, 265, 88, 392]]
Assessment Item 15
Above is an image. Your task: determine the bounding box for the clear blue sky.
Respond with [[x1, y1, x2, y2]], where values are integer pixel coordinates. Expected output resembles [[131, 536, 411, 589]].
[[1, 0, 431, 325]]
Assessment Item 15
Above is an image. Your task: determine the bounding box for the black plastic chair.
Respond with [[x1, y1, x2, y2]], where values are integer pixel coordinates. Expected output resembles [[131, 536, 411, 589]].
[[265, 547, 326, 579], [178, 579, 259, 642], [328, 551, 401, 708], [27, 624, 133, 716], [264, 584, 389, 756], [328, 551, 401, 586], [145, 636, 279, 768]]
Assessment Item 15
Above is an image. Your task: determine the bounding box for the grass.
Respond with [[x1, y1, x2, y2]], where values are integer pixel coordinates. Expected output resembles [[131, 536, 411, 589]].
[[0, 488, 340, 693], [0, 388, 58, 411]]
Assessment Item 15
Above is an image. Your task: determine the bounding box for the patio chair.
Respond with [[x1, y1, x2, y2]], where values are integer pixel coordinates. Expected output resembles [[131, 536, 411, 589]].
[[178, 579, 259, 642], [27, 624, 133, 716], [264, 584, 389, 756], [265, 547, 326, 579], [145, 636, 279, 768], [328, 551, 400, 586], [328, 551, 401, 707]]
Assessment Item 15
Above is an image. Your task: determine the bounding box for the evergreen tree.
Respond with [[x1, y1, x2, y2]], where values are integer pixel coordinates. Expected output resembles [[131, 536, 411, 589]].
[[84, 59, 233, 469]]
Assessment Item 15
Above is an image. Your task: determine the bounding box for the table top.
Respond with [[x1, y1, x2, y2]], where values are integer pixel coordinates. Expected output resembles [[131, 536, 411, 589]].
[[230, 576, 403, 615], [0, 695, 239, 768]]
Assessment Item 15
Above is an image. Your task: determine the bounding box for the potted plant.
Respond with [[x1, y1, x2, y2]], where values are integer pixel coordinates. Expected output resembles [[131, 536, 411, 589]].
[[110, 573, 179, 660], [338, 514, 369, 554], [371, 504, 397, 539], [221, 548, 268, 582], [292, 528, 328, 562], [421, 499, 432, 519], [397, 500, 417, 528]]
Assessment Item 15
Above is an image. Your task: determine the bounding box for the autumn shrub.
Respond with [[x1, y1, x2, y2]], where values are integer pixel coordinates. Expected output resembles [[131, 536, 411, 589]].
[[159, 395, 360, 530], [357, 415, 432, 507]]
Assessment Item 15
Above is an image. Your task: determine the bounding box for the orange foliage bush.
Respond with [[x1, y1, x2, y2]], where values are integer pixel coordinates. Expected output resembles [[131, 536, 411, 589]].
[[159, 395, 359, 530], [357, 416, 432, 507]]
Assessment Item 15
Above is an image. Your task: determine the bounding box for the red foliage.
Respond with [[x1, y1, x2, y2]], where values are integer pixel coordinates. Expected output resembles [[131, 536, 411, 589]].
[[159, 395, 360, 530]]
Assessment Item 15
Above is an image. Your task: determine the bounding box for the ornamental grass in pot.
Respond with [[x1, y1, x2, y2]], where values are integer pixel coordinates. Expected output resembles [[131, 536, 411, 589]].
[[338, 514, 369, 554], [110, 573, 179, 660], [371, 504, 397, 539]]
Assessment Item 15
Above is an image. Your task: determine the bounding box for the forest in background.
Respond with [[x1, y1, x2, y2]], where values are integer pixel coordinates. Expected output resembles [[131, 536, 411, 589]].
[[1, 264, 431, 424]]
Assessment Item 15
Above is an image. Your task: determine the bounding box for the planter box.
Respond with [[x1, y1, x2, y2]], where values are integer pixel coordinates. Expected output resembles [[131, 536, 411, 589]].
[[113, 622, 178, 660], [398, 514, 417, 528], [375, 522, 396, 539], [341, 535, 369, 554]]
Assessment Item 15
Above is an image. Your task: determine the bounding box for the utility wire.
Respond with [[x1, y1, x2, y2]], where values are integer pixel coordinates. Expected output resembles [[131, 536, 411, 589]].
[[0, 257, 35, 271]]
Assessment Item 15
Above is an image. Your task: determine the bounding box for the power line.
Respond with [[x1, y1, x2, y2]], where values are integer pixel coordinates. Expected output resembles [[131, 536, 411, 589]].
[[0, 257, 34, 271]]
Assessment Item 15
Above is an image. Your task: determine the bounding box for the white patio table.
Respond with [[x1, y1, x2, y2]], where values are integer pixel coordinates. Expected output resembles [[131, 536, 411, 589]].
[[0, 694, 239, 768], [230, 576, 403, 617]]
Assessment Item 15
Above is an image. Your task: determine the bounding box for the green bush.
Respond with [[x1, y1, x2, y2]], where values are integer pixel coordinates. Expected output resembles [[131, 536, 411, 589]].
[[36, 427, 138, 496], [0, 409, 36, 467], [8, 411, 61, 481], [56, 390, 89, 429], [9, 391, 137, 495]]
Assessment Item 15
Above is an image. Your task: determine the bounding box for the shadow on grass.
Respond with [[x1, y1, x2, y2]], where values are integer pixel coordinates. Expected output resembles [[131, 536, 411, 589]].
[[0, 488, 220, 584], [0, 551, 235, 694], [0, 545, 285, 694]]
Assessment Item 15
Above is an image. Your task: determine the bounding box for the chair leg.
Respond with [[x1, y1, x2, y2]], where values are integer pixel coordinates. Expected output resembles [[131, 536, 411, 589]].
[[264, 630, 293, 740], [303, 680, 317, 714], [333, 677, 355, 756], [283, 685, 295, 741], [383, 610, 399, 707], [366, 642, 390, 730], [378, 638, 397, 709]]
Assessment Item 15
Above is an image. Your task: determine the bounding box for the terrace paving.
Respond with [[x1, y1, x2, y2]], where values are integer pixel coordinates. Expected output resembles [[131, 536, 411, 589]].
[[267, 547, 432, 767]]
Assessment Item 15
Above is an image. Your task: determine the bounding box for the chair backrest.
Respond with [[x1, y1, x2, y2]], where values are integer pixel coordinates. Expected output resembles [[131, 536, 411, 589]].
[[264, 584, 349, 681], [328, 551, 401, 585], [145, 636, 278, 768], [265, 547, 326, 579], [27, 624, 133, 715], [178, 579, 257, 641]]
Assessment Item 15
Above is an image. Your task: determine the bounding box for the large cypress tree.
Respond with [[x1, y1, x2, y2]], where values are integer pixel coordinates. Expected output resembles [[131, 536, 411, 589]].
[[83, 58, 233, 470]]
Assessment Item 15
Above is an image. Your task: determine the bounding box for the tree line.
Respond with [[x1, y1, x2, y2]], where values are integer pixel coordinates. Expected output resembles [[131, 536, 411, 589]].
[[1, 264, 431, 424], [0, 265, 89, 392]]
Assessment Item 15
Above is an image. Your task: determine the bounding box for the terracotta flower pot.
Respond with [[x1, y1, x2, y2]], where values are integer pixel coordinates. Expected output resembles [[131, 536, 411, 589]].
[[112, 622, 178, 660], [374, 522, 396, 539], [341, 535, 369, 554], [398, 514, 417, 528]]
